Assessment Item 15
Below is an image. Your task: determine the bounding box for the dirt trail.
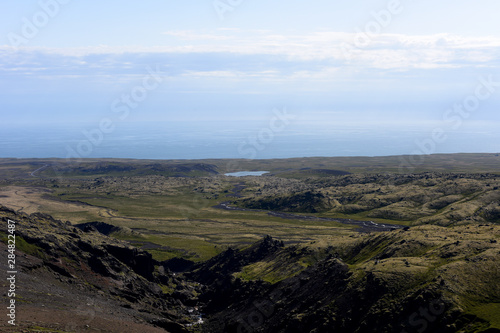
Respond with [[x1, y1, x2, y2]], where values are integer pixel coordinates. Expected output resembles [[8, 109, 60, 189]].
[[30, 163, 49, 177]]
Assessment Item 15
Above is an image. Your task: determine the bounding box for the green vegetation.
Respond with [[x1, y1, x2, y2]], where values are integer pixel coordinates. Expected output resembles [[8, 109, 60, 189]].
[[159, 283, 175, 295], [15, 236, 46, 258], [1, 154, 500, 331], [1, 235, 46, 259], [1, 155, 499, 263], [234, 248, 323, 284], [469, 303, 500, 329]]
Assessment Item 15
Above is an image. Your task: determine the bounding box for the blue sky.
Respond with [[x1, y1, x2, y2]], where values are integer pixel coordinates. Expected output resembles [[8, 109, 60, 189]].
[[1, 1, 500, 157]]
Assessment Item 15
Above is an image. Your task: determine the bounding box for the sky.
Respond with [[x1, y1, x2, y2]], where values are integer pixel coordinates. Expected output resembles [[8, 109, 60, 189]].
[[1, 1, 500, 158]]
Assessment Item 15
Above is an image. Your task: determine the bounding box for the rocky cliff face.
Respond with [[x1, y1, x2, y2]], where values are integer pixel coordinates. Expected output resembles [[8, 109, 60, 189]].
[[186, 229, 500, 333], [0, 206, 195, 332], [187, 245, 455, 333]]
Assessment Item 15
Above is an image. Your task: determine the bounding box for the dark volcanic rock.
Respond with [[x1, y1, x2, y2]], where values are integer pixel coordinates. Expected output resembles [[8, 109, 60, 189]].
[[162, 257, 196, 273], [189, 235, 284, 286], [104, 244, 156, 280], [0, 205, 191, 332], [242, 190, 331, 213], [76, 221, 122, 235]]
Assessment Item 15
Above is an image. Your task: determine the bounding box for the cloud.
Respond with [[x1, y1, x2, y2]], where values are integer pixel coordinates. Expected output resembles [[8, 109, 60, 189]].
[[1, 31, 499, 99], [1, 31, 499, 80], [4, 30, 499, 57], [155, 30, 500, 67], [162, 30, 232, 41]]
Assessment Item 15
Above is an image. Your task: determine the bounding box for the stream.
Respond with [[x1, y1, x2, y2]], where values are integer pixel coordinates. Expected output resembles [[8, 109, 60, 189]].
[[214, 201, 405, 232]]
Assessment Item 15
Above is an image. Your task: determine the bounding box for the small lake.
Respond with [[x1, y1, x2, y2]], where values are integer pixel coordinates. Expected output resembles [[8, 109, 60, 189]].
[[224, 171, 270, 177]]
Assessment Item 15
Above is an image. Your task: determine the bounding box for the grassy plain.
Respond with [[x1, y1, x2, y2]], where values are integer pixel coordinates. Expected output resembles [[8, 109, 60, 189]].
[[0, 153, 499, 262], [1, 154, 500, 330]]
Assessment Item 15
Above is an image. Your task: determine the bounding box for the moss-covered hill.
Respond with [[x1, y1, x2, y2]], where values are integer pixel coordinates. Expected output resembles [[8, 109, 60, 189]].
[[237, 172, 500, 226], [190, 224, 500, 332], [0, 205, 195, 332]]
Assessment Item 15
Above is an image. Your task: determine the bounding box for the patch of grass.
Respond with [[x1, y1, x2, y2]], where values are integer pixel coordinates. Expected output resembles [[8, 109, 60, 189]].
[[235, 250, 320, 284], [469, 303, 500, 329], [159, 284, 175, 295], [115, 232, 222, 262], [236, 261, 303, 284], [52, 191, 220, 220], [148, 249, 188, 262], [5, 236, 46, 258], [345, 236, 393, 265]]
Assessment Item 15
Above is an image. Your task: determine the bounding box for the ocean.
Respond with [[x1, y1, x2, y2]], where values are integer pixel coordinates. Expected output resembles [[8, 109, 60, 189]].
[[1, 121, 499, 159]]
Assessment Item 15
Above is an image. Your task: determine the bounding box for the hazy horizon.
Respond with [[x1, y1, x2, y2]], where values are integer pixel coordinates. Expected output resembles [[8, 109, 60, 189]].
[[2, 1, 500, 159]]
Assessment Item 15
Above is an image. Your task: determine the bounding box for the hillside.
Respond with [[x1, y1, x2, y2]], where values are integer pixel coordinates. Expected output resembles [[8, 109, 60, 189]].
[[1, 206, 500, 332], [188, 227, 500, 332], [1, 154, 500, 332], [237, 172, 500, 226], [0, 206, 196, 332]]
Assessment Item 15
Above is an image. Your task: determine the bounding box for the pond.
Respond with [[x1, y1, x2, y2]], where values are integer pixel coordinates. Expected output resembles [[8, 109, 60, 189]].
[[224, 171, 270, 177]]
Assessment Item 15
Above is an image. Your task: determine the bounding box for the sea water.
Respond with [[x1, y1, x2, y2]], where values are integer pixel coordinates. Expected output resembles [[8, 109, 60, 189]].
[[1, 121, 499, 159]]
